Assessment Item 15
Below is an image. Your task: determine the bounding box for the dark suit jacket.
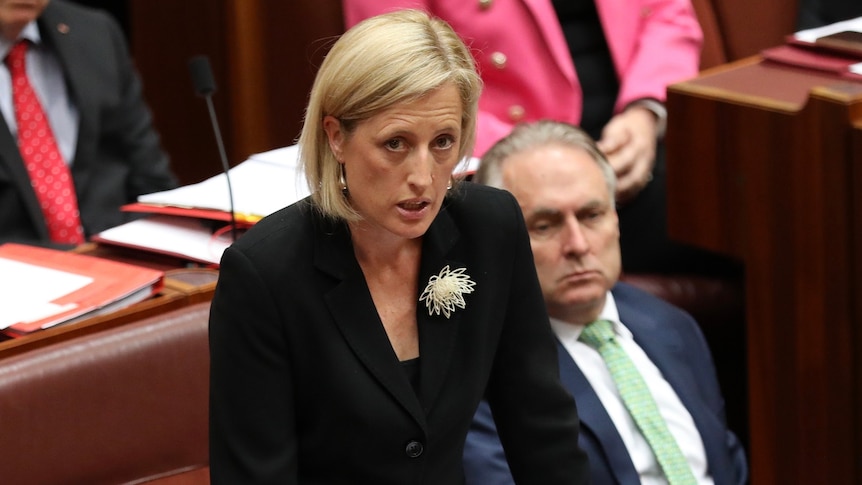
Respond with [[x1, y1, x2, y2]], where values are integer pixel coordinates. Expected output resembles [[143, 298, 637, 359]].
[[796, 0, 862, 29], [208, 183, 590, 485], [464, 282, 749, 485], [0, 0, 175, 246]]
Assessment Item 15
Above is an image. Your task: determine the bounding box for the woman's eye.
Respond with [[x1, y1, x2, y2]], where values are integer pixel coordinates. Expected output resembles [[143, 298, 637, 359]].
[[385, 139, 403, 150], [434, 135, 455, 150]]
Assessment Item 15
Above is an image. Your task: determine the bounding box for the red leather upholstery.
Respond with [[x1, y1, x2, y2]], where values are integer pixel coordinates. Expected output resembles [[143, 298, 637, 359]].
[[620, 273, 744, 323], [0, 302, 211, 485]]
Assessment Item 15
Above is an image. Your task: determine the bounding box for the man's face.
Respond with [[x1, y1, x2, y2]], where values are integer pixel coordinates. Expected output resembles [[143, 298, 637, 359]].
[[0, 1, 48, 40], [502, 144, 621, 325]]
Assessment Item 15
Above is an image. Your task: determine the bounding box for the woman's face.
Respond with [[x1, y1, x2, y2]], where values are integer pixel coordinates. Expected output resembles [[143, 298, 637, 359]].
[[324, 84, 463, 242]]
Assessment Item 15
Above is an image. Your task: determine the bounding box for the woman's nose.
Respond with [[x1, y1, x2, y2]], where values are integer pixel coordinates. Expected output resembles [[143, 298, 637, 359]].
[[407, 148, 433, 187]]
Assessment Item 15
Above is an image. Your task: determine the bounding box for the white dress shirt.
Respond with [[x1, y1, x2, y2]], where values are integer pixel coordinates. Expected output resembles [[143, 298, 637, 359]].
[[0, 22, 79, 165], [550, 291, 714, 485]]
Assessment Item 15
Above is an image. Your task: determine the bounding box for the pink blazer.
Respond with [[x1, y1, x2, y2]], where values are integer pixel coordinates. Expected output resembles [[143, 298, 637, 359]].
[[344, 0, 703, 156]]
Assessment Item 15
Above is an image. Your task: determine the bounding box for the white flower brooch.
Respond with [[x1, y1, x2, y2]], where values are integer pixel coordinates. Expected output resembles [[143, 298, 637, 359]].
[[419, 265, 476, 318]]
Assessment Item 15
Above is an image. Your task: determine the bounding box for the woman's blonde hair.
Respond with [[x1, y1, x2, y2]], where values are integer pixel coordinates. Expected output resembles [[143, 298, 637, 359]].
[[298, 9, 482, 221]]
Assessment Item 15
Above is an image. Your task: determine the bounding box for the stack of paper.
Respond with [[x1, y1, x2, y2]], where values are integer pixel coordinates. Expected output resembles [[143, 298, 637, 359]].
[[94, 145, 310, 265], [132, 145, 311, 223], [0, 243, 164, 336], [775, 15, 862, 78], [93, 145, 481, 266]]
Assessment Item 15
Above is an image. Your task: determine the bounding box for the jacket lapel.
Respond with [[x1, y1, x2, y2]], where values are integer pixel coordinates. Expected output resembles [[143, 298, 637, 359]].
[[312, 204, 466, 428], [0, 112, 49, 239], [616, 289, 735, 484], [416, 205, 462, 412], [557, 339, 640, 484], [521, 0, 577, 84], [314, 215, 427, 429], [593, 0, 638, 74], [37, 4, 96, 194]]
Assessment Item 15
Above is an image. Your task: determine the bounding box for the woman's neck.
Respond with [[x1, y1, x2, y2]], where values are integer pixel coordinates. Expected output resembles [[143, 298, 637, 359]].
[[348, 222, 422, 269]]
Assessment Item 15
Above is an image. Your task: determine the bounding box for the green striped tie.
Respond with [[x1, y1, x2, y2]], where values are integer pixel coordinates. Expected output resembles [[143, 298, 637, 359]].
[[579, 320, 697, 485]]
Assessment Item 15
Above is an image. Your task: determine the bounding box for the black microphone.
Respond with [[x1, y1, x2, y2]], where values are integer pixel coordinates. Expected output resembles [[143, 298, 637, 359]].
[[188, 55, 238, 242]]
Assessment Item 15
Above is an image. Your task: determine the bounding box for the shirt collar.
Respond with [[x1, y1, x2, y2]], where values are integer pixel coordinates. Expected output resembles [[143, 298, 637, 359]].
[[1, 22, 42, 59], [549, 290, 633, 343]]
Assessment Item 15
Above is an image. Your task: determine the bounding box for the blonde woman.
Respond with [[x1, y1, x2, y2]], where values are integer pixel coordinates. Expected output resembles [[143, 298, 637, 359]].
[[208, 10, 589, 484]]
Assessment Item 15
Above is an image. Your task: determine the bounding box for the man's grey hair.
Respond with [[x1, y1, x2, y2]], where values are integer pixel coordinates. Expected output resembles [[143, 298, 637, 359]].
[[474, 120, 616, 207]]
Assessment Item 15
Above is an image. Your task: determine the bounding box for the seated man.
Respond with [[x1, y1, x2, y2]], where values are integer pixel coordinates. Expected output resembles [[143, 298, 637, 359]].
[[466, 120, 747, 485], [0, 0, 176, 247]]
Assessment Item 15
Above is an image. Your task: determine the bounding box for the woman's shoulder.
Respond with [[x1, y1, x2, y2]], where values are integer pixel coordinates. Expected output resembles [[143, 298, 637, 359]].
[[446, 181, 519, 216], [445, 182, 526, 244], [230, 199, 319, 254]]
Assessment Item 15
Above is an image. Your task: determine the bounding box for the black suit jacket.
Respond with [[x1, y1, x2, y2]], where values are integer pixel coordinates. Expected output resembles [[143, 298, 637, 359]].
[[796, 0, 862, 29], [0, 0, 175, 246], [208, 183, 590, 484]]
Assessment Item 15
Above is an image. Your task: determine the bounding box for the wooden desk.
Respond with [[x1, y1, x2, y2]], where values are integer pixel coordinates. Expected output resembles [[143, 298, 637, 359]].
[[666, 57, 862, 484], [0, 245, 218, 359]]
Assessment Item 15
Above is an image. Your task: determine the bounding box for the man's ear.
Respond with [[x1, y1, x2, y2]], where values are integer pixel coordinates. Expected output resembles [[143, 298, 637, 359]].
[[322, 115, 344, 162]]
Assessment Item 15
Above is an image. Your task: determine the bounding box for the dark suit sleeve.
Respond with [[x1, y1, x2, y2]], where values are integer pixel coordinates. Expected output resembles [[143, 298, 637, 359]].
[[658, 296, 748, 485], [463, 400, 515, 485], [481, 191, 590, 485], [98, 11, 176, 197], [209, 246, 299, 484], [50, 3, 178, 236]]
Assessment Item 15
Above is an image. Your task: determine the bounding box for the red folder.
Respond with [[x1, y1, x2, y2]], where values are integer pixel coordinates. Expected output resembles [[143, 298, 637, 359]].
[[0, 243, 165, 337], [787, 31, 862, 59], [761, 44, 862, 81], [121, 202, 260, 226]]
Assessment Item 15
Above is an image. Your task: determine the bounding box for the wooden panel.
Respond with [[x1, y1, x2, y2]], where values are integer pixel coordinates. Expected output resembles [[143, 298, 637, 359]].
[[666, 60, 862, 484], [254, 0, 346, 148], [129, 0, 229, 185], [709, 0, 797, 60], [854, 118, 862, 483], [128, 0, 344, 186]]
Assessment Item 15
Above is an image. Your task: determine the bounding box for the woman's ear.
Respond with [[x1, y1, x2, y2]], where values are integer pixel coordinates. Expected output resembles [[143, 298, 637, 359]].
[[322, 115, 344, 162]]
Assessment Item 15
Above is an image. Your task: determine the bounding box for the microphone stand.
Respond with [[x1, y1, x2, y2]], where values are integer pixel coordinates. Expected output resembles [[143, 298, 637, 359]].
[[188, 55, 239, 242]]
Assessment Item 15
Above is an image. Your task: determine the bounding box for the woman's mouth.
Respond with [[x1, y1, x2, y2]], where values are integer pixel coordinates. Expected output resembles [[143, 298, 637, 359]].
[[398, 200, 429, 211]]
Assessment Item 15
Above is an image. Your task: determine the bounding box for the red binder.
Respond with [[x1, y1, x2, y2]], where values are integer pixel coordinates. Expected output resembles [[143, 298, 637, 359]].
[[761, 44, 862, 81], [0, 243, 165, 336]]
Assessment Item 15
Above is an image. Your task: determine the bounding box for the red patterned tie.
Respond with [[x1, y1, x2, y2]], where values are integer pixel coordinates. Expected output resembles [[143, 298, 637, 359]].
[[6, 41, 83, 244]]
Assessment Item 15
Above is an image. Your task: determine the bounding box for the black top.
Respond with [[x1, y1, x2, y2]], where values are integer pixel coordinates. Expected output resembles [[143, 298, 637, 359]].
[[401, 356, 421, 394], [552, 0, 619, 139]]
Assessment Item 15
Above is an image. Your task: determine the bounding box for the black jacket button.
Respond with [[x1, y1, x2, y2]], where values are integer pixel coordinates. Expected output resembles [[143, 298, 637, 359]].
[[405, 440, 424, 458]]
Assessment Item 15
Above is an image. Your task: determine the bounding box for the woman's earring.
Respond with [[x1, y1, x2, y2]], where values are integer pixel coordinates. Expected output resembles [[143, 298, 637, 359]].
[[447, 177, 454, 190], [339, 164, 348, 192]]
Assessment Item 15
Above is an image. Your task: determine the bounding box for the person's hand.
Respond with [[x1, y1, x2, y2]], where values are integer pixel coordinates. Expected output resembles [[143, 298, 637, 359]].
[[595, 106, 658, 203]]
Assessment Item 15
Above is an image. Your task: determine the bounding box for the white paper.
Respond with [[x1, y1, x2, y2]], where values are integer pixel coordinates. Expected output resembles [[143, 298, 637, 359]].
[[139, 145, 310, 218], [138, 144, 479, 219], [101, 146, 481, 267], [0, 258, 92, 328], [94, 215, 232, 265], [794, 16, 862, 43]]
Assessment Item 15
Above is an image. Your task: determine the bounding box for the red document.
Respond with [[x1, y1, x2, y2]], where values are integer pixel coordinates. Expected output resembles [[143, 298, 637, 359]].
[[0, 243, 164, 336], [761, 44, 862, 81]]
